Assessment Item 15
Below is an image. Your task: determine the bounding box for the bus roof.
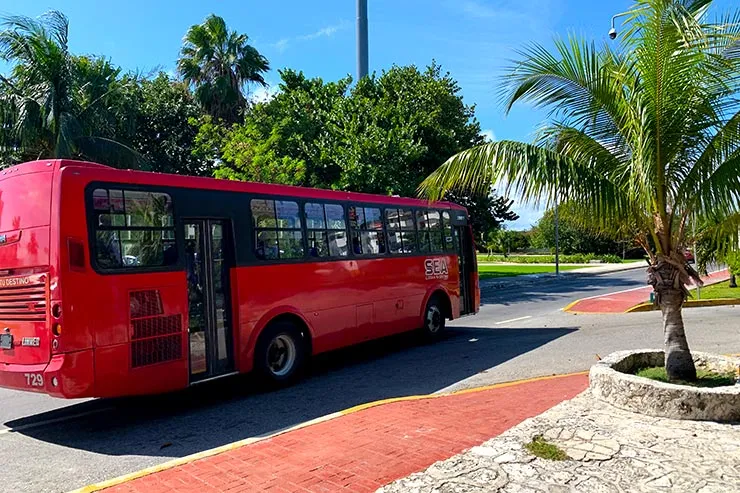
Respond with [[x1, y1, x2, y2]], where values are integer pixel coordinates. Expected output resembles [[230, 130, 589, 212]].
[[14, 159, 467, 211]]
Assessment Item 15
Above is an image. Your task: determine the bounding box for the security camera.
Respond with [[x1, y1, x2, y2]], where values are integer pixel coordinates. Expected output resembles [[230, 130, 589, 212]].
[[608, 27, 617, 40]]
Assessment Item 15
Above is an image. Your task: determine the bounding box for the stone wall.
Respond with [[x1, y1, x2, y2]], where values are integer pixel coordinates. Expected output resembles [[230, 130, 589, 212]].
[[589, 349, 740, 422]]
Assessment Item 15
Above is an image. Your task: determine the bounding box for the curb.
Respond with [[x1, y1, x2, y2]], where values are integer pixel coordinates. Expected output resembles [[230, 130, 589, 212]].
[[68, 371, 588, 493], [626, 297, 740, 313]]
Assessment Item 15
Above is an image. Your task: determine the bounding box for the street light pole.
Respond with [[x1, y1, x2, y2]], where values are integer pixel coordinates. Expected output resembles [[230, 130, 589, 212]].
[[356, 0, 369, 80], [554, 187, 560, 276]]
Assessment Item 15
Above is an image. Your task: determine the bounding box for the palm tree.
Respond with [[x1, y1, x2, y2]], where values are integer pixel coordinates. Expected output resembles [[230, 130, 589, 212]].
[[0, 11, 142, 165], [420, 0, 740, 381], [177, 14, 269, 123]]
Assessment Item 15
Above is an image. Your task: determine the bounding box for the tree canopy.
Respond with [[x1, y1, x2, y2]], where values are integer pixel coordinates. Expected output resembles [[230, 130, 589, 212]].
[[207, 64, 517, 237], [178, 14, 269, 123], [0, 11, 141, 166]]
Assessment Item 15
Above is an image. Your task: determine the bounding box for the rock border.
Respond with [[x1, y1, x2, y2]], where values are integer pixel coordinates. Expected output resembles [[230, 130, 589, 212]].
[[590, 349, 740, 422]]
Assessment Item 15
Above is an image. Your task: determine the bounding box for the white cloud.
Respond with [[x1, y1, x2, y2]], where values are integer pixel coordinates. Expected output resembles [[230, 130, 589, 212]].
[[273, 38, 290, 53], [480, 129, 496, 142], [270, 20, 350, 53]]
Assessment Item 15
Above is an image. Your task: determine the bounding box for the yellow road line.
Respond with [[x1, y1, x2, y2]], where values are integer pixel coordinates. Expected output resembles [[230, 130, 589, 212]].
[[69, 371, 588, 493]]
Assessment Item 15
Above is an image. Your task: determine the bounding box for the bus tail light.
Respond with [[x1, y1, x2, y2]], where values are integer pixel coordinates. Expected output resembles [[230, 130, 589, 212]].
[[51, 303, 62, 319], [52, 324, 62, 336]]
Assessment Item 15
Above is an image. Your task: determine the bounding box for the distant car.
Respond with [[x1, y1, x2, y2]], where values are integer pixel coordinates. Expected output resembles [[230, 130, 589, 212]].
[[683, 250, 695, 263]]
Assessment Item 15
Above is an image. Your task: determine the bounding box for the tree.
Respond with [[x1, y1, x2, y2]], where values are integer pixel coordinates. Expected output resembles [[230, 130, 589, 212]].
[[531, 207, 626, 255], [178, 14, 269, 123], [119, 73, 210, 176], [486, 228, 529, 256], [211, 63, 518, 237], [0, 11, 140, 164], [420, 0, 740, 381], [444, 190, 518, 247]]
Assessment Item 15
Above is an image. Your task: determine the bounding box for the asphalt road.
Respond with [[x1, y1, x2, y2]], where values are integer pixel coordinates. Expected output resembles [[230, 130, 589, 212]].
[[2, 267, 740, 493]]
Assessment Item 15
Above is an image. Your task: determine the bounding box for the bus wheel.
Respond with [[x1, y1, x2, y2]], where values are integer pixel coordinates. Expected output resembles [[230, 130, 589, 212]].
[[255, 321, 305, 386], [421, 296, 446, 340]]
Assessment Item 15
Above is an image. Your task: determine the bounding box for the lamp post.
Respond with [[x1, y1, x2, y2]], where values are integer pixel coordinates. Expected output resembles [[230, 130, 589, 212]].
[[357, 0, 368, 80]]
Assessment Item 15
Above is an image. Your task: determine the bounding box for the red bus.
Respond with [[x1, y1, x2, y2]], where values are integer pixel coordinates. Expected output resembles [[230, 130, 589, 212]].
[[0, 159, 479, 398]]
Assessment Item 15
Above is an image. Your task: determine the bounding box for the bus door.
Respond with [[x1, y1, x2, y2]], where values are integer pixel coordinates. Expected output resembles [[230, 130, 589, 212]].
[[183, 219, 235, 382], [451, 213, 476, 316]]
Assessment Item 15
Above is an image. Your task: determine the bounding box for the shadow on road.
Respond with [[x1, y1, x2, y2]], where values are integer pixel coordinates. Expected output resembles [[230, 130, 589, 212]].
[[6, 325, 575, 459], [480, 272, 646, 306]]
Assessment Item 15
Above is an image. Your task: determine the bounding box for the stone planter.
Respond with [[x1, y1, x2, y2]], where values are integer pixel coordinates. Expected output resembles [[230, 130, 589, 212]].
[[589, 349, 740, 422]]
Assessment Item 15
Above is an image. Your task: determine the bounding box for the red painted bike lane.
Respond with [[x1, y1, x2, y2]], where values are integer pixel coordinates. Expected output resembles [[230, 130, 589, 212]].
[[565, 269, 729, 314], [94, 373, 588, 493]]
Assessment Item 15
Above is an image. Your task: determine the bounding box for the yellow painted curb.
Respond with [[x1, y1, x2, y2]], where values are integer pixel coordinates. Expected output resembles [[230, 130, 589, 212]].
[[69, 371, 588, 493], [626, 298, 740, 313], [561, 299, 581, 313]]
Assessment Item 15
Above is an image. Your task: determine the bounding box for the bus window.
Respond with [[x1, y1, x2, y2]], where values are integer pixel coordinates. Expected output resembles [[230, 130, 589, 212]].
[[427, 210, 444, 253], [306, 203, 348, 258], [350, 206, 385, 255], [442, 211, 455, 251], [91, 188, 177, 270], [251, 199, 304, 260], [386, 208, 417, 254]]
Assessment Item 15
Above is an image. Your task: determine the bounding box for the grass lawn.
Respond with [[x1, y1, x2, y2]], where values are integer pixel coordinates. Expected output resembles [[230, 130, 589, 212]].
[[690, 280, 740, 300], [635, 366, 735, 388], [478, 264, 586, 279]]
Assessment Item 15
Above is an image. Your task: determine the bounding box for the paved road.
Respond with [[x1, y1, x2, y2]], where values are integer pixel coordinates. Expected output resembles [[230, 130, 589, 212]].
[[3, 267, 740, 493]]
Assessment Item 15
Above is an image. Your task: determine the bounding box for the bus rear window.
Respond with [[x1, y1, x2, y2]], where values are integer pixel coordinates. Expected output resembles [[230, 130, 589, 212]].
[[91, 188, 177, 270]]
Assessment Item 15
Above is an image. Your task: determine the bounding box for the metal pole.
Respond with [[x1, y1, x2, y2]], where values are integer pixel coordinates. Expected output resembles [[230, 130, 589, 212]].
[[554, 196, 560, 276], [356, 0, 368, 80]]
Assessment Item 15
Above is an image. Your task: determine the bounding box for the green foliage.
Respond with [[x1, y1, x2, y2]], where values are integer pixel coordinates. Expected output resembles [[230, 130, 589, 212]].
[[178, 14, 269, 123], [525, 435, 569, 461], [530, 208, 627, 255], [210, 63, 518, 237], [0, 11, 142, 165], [477, 253, 624, 264], [119, 73, 209, 175], [485, 228, 529, 255]]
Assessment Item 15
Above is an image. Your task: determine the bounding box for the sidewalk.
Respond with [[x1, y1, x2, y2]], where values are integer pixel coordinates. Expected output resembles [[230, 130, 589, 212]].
[[79, 374, 588, 493], [380, 389, 740, 492], [564, 269, 730, 314]]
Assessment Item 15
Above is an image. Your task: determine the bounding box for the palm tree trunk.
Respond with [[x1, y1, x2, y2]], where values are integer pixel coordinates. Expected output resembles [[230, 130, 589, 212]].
[[657, 288, 696, 381], [649, 256, 697, 381]]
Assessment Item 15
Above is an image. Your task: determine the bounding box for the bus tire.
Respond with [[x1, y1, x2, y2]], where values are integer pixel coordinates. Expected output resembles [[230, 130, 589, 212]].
[[254, 320, 306, 387], [421, 295, 446, 340]]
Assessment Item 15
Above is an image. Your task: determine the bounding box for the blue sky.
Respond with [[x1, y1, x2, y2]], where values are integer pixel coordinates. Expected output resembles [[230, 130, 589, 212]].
[[1, 0, 734, 228]]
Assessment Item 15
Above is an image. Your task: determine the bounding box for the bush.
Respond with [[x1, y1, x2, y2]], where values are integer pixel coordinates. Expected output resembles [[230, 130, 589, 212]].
[[476, 253, 623, 264], [599, 254, 623, 264]]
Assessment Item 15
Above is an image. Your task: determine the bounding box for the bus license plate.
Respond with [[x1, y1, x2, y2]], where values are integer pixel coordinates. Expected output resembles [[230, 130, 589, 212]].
[[0, 333, 13, 350]]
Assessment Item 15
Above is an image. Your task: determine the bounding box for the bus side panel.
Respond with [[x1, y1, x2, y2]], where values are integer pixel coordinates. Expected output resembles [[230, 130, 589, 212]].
[[368, 256, 432, 338], [61, 170, 190, 396], [234, 261, 362, 365]]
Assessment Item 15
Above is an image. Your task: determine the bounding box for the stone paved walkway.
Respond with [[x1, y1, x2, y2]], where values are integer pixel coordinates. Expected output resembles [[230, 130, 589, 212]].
[[379, 390, 740, 492]]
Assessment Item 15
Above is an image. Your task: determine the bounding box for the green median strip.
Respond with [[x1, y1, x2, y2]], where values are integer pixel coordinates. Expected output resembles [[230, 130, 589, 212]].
[[478, 264, 586, 279], [689, 280, 740, 300]]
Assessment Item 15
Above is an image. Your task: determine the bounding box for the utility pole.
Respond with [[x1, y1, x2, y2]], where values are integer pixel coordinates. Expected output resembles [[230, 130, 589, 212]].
[[554, 191, 560, 276], [356, 0, 369, 80]]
